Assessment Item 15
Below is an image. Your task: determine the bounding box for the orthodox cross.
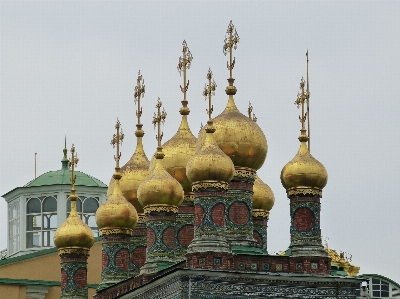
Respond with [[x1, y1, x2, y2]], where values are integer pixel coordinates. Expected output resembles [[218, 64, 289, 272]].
[[68, 144, 79, 188], [134, 70, 145, 125], [152, 98, 167, 148], [295, 78, 309, 132], [68, 144, 79, 209], [248, 102, 257, 122], [177, 40, 193, 102], [223, 20, 239, 79], [111, 119, 124, 169], [203, 68, 217, 120]]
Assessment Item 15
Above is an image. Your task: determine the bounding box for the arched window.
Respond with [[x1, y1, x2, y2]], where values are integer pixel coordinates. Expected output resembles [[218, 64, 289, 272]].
[[8, 200, 20, 255], [26, 195, 57, 248], [67, 196, 100, 237]]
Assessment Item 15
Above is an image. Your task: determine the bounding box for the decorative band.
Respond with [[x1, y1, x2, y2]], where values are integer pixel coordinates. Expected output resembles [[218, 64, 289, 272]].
[[234, 167, 257, 181], [287, 187, 322, 197], [144, 204, 178, 214], [252, 209, 270, 218], [192, 181, 229, 191], [100, 227, 132, 236], [58, 247, 90, 256]]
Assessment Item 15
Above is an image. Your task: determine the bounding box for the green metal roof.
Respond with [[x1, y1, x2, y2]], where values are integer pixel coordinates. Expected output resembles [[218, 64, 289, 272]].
[[24, 169, 107, 188]]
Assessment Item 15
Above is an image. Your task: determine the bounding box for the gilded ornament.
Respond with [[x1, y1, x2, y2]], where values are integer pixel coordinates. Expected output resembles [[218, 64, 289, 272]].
[[54, 145, 94, 252], [191, 181, 229, 191], [144, 204, 179, 215], [138, 99, 184, 209], [252, 209, 270, 219], [96, 120, 138, 232], [187, 69, 235, 185]]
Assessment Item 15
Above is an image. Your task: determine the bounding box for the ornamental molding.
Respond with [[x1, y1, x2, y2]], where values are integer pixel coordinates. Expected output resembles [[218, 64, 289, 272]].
[[252, 209, 269, 218], [100, 227, 133, 236], [58, 246, 90, 256], [287, 187, 322, 197], [192, 181, 229, 191], [144, 204, 178, 215], [184, 193, 195, 201], [234, 167, 256, 181]]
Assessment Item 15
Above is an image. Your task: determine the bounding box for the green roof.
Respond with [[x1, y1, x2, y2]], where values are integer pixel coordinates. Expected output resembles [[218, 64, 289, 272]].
[[24, 169, 107, 188]]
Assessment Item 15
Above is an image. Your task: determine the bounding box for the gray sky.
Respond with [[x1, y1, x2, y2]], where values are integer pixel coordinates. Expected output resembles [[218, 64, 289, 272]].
[[1, 1, 400, 283]]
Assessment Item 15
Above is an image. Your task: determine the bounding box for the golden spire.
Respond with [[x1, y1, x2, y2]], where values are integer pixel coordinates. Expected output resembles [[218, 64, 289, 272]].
[[248, 102, 257, 122], [223, 20, 239, 95], [177, 40, 193, 116], [152, 98, 167, 159], [111, 119, 124, 177], [68, 144, 79, 215], [306, 50, 310, 151]]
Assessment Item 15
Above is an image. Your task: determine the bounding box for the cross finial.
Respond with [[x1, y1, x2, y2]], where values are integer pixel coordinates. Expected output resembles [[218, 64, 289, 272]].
[[203, 68, 217, 120], [111, 119, 124, 170], [68, 144, 79, 202], [248, 102, 257, 122], [223, 20, 239, 80], [134, 70, 145, 126], [177, 40, 193, 110], [294, 77, 310, 142], [152, 98, 167, 156]]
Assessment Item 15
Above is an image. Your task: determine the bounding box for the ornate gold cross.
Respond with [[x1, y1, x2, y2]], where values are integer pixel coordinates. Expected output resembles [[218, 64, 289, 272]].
[[68, 144, 79, 187], [111, 119, 124, 168], [152, 99, 167, 148], [177, 40, 193, 101], [134, 70, 145, 125], [203, 68, 217, 120], [223, 20, 240, 79], [295, 78, 310, 131]]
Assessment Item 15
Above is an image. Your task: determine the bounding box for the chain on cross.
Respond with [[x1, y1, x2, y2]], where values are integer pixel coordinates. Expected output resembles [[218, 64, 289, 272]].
[[68, 144, 79, 187], [152, 98, 167, 147], [223, 20, 240, 79], [111, 119, 124, 167], [203, 68, 217, 119], [134, 70, 145, 124]]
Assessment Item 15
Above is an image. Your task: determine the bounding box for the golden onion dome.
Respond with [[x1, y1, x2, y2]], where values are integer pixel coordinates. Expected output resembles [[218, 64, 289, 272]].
[[96, 175, 138, 231], [187, 120, 235, 184], [54, 195, 94, 250], [149, 114, 196, 194], [197, 96, 267, 170], [280, 132, 328, 195], [252, 174, 275, 211], [138, 151, 184, 208], [108, 126, 149, 214]]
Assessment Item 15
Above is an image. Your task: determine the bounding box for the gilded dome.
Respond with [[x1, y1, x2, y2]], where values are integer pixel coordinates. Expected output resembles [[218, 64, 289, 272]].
[[108, 132, 149, 214], [253, 174, 275, 211], [187, 121, 235, 183], [138, 155, 184, 208], [197, 96, 267, 170], [96, 178, 138, 230], [280, 136, 328, 194], [149, 115, 196, 194], [54, 200, 94, 250]]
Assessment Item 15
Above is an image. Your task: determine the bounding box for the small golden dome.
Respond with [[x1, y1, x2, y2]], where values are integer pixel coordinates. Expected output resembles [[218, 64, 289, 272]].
[[280, 135, 327, 194], [108, 137, 149, 214], [54, 200, 94, 250], [149, 115, 196, 194], [197, 96, 267, 170], [96, 178, 138, 231], [187, 121, 235, 183], [138, 155, 184, 208], [253, 174, 275, 211]]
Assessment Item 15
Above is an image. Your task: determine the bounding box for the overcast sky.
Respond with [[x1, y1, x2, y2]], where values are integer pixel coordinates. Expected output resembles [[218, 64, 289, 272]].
[[1, 1, 399, 283]]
